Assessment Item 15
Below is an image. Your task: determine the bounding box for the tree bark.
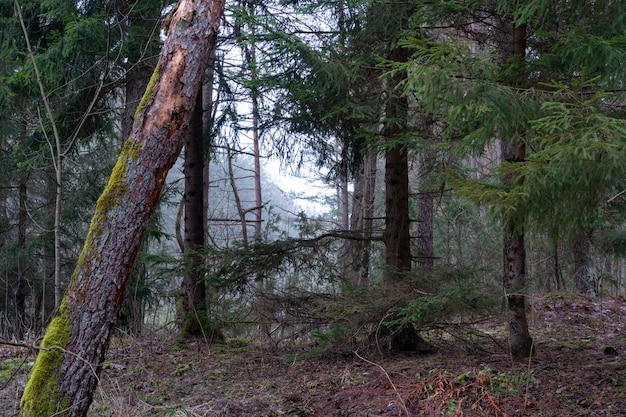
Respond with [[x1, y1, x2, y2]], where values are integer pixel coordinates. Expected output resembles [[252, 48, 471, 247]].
[[180, 91, 209, 337], [384, 143, 411, 278], [383, 47, 411, 281], [20, 0, 225, 415]]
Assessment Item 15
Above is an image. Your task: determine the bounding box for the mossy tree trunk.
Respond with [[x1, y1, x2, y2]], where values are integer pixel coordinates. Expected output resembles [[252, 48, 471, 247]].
[[19, 0, 226, 416]]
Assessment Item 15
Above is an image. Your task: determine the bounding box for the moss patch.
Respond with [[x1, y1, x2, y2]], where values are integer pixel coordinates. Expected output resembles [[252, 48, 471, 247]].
[[134, 61, 161, 120], [20, 304, 71, 417], [75, 138, 142, 273]]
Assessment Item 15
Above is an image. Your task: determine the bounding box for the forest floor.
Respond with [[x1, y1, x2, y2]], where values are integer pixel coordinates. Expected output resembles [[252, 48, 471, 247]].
[[1, 292, 626, 417]]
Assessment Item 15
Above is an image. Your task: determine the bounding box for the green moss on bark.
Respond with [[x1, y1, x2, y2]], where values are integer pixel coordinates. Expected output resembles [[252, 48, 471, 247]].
[[134, 61, 161, 120], [75, 138, 141, 271], [20, 304, 71, 417]]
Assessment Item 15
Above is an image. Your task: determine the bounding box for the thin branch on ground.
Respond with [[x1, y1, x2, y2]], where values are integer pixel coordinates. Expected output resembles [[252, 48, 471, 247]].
[[354, 349, 409, 417]]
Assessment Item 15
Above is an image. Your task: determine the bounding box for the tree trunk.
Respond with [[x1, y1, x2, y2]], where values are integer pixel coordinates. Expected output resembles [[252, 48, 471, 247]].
[[384, 143, 411, 278], [347, 151, 377, 286], [20, 0, 225, 415], [250, 46, 264, 244], [180, 92, 209, 337], [501, 22, 533, 360], [383, 45, 412, 281], [15, 175, 30, 338], [574, 234, 596, 296], [382, 46, 425, 351]]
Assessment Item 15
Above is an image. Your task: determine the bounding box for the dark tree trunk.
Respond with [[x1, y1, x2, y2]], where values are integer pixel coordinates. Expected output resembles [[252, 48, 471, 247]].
[[384, 144, 411, 278], [383, 46, 411, 281], [180, 92, 209, 337], [15, 176, 30, 338], [501, 22, 534, 360], [382, 46, 426, 351], [20, 0, 226, 415]]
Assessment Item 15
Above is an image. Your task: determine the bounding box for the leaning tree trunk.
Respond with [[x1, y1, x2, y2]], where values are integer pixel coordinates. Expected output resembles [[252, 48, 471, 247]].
[[20, 0, 226, 416]]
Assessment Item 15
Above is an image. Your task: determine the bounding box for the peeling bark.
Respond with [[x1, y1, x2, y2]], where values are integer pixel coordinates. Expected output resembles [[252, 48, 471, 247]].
[[20, 0, 226, 416]]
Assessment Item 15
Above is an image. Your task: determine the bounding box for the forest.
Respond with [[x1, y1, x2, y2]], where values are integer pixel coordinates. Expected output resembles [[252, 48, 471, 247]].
[[1, 0, 626, 415]]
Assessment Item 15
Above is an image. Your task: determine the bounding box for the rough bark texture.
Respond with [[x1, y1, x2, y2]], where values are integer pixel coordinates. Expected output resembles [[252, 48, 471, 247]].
[[384, 144, 411, 277], [20, 0, 225, 415], [502, 217, 533, 359], [181, 92, 208, 337], [383, 47, 411, 280]]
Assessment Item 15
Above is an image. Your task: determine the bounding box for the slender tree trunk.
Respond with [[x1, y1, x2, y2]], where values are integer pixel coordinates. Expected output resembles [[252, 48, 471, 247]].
[[553, 238, 564, 291], [337, 138, 350, 231], [250, 47, 263, 244], [20, 1, 225, 415], [15, 175, 30, 338], [181, 92, 208, 337], [53, 165, 63, 308], [501, 22, 533, 360]]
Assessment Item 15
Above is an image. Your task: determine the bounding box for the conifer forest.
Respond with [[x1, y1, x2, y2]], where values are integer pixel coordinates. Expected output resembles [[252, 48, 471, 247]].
[[1, 0, 626, 415]]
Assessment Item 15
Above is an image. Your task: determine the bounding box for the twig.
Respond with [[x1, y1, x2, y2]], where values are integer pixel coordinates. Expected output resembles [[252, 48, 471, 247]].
[[0, 356, 29, 390], [0, 339, 100, 384], [375, 312, 392, 358], [354, 350, 410, 417]]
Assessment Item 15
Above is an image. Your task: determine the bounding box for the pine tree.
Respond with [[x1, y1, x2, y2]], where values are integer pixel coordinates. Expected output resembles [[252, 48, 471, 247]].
[[393, 0, 626, 356]]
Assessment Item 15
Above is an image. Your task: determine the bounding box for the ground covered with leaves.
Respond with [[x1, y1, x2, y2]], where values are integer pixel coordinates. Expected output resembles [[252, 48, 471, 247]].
[[2, 293, 626, 416]]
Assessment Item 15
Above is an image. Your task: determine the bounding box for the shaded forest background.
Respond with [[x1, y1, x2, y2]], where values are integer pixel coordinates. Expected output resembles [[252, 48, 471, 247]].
[[0, 0, 625, 382]]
